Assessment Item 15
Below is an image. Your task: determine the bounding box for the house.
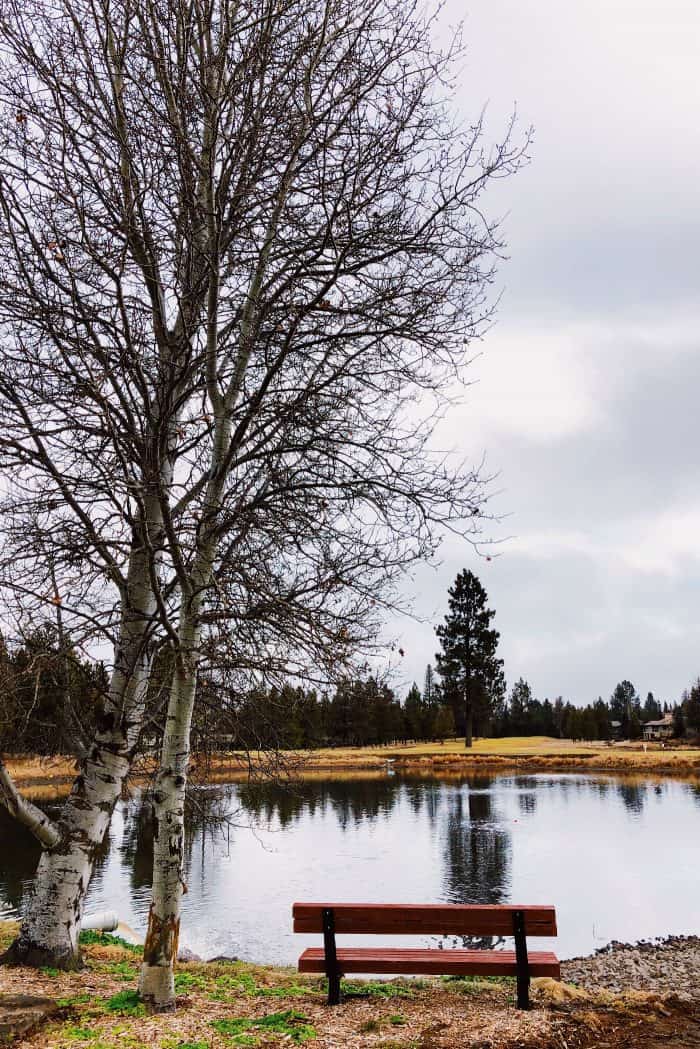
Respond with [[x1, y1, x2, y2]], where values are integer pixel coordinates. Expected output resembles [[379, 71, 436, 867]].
[[610, 720, 623, 740], [642, 714, 674, 741]]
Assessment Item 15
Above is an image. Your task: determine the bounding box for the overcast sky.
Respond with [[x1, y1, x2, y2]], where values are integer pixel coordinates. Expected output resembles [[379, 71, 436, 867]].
[[393, 0, 700, 706]]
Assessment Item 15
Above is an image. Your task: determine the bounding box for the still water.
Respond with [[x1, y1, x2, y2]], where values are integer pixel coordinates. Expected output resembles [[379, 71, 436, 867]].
[[1, 773, 699, 962]]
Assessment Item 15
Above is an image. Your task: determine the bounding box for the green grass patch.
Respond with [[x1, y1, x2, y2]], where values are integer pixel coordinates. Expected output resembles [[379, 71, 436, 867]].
[[61, 1026, 100, 1041], [104, 990, 145, 1016], [359, 1014, 408, 1034], [210, 1019, 251, 1035], [205, 967, 322, 1001], [341, 979, 424, 999], [211, 1009, 316, 1043], [56, 994, 94, 1008], [441, 973, 510, 994], [101, 960, 138, 981], [173, 971, 209, 993], [40, 965, 61, 977]]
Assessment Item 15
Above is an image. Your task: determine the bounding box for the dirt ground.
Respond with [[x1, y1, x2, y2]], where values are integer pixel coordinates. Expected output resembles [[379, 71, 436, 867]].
[[1, 924, 700, 1049]]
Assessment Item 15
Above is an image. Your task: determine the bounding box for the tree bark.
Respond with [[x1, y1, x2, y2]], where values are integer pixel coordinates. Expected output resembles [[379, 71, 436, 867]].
[[2, 544, 158, 969], [464, 685, 473, 749], [139, 608, 201, 1008], [0, 761, 61, 849]]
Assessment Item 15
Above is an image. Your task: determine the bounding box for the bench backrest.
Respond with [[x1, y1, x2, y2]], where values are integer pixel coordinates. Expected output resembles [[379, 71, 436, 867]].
[[293, 903, 557, 937]]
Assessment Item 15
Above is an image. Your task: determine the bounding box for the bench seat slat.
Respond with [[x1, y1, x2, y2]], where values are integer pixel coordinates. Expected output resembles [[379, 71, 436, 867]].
[[293, 903, 557, 937], [298, 947, 561, 978]]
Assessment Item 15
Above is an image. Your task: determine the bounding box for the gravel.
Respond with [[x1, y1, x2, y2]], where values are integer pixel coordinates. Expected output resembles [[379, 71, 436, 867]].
[[561, 935, 700, 999]]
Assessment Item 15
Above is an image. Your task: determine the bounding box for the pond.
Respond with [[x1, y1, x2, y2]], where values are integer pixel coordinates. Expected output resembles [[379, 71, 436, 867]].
[[2, 772, 699, 963]]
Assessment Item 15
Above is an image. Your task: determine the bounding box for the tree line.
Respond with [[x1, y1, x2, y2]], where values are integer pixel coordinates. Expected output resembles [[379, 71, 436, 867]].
[[3, 621, 700, 756], [492, 677, 700, 741]]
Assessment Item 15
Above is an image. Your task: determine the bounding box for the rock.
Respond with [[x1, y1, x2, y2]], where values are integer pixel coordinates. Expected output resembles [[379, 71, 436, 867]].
[[207, 954, 239, 964], [0, 994, 58, 1044], [177, 947, 203, 963]]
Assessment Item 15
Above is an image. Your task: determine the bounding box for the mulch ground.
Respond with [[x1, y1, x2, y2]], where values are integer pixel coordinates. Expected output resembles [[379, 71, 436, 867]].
[[1, 925, 700, 1049]]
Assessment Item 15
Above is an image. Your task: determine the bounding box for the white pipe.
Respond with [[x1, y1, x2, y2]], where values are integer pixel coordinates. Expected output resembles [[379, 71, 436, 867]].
[[82, 910, 119, 933]]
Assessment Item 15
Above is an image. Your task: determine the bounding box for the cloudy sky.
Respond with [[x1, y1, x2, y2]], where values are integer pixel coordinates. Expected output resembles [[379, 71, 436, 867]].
[[395, 0, 700, 705]]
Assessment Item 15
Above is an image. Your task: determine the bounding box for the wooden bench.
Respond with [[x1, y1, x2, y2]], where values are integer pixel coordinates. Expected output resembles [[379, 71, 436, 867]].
[[293, 902, 560, 1009]]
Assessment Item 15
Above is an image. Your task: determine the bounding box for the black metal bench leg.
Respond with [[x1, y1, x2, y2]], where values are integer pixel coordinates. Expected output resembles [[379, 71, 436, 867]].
[[512, 909, 530, 1010], [327, 972, 341, 1005], [323, 907, 342, 1006]]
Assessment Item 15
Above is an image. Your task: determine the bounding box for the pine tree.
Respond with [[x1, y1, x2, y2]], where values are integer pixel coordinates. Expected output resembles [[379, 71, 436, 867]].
[[642, 691, 661, 723], [433, 704, 456, 741], [610, 680, 641, 739], [684, 681, 700, 734], [422, 664, 440, 738], [435, 570, 504, 748], [672, 705, 686, 738], [404, 683, 424, 741], [508, 678, 532, 735]]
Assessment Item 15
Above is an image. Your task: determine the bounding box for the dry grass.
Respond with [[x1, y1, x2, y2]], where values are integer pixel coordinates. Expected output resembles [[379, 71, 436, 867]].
[[203, 736, 700, 779], [5, 736, 700, 802], [1, 923, 693, 1049]]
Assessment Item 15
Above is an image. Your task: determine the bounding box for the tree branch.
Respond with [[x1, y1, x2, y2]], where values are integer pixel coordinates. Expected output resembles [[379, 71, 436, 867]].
[[0, 757, 62, 849]]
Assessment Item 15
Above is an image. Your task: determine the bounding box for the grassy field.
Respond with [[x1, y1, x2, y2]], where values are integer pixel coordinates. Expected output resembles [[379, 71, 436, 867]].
[[5, 736, 700, 799]]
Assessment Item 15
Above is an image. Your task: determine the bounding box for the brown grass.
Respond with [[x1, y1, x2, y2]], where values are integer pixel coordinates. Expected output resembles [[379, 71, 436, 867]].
[[195, 736, 700, 781], [5, 736, 700, 802]]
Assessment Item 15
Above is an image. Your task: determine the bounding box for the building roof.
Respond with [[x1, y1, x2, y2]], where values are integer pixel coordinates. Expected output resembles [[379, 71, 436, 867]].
[[644, 716, 674, 727]]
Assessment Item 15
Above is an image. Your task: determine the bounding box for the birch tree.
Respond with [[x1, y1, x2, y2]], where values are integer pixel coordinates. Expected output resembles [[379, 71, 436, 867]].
[[0, 0, 190, 966], [0, 0, 525, 988], [104, 0, 523, 1008]]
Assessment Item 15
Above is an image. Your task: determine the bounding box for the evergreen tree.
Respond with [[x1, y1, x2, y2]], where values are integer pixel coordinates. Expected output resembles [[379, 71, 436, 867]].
[[610, 680, 641, 739], [433, 704, 456, 741], [423, 664, 437, 705], [684, 681, 700, 734], [642, 691, 661, 723], [404, 683, 424, 741], [435, 570, 504, 748], [422, 664, 440, 737], [553, 697, 566, 738], [672, 705, 686, 738], [507, 678, 532, 735], [593, 698, 611, 740]]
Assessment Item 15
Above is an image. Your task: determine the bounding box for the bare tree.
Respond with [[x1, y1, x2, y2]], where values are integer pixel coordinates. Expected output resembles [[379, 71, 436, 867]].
[[0, 0, 526, 990], [0, 0, 187, 966]]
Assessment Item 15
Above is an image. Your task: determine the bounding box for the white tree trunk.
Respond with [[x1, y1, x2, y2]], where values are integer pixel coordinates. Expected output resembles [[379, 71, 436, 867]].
[[3, 546, 158, 969], [0, 761, 61, 849], [139, 609, 201, 1008]]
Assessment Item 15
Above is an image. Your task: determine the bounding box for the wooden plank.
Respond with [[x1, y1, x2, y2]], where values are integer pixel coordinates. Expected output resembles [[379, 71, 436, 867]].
[[293, 903, 557, 937], [298, 947, 561, 978]]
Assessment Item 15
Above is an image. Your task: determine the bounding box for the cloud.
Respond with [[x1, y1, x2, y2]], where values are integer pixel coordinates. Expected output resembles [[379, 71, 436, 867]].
[[388, 1, 700, 710]]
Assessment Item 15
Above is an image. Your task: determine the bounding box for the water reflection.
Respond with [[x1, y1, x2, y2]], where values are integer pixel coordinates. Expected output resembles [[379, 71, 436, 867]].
[[1, 772, 699, 962], [615, 780, 648, 815], [440, 787, 510, 951]]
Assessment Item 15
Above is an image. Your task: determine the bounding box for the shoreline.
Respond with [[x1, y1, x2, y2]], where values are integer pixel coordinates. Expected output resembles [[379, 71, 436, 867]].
[[5, 741, 700, 799], [561, 933, 700, 1000]]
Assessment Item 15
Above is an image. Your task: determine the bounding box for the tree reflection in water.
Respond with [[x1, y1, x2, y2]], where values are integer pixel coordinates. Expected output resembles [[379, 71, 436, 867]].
[[615, 780, 648, 815], [439, 781, 511, 950]]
